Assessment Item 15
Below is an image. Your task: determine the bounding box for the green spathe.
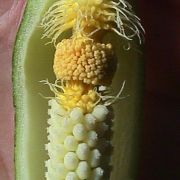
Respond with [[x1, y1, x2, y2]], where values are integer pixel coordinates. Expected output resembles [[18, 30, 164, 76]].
[[13, 0, 144, 180]]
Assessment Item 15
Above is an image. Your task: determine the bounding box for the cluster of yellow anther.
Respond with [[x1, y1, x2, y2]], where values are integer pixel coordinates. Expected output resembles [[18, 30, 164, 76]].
[[54, 36, 113, 85], [56, 81, 99, 113]]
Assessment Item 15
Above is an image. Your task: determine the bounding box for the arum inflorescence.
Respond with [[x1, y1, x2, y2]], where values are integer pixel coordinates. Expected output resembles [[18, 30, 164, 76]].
[[41, 0, 144, 179]]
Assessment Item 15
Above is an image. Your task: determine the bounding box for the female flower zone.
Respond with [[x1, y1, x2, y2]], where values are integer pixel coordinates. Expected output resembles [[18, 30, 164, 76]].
[[41, 0, 144, 179]]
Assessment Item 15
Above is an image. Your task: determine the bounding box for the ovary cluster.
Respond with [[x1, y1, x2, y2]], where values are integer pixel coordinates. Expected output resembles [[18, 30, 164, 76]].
[[46, 99, 110, 180], [54, 36, 113, 85]]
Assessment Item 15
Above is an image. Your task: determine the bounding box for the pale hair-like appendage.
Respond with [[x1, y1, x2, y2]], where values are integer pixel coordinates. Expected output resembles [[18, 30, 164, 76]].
[[41, 0, 145, 45]]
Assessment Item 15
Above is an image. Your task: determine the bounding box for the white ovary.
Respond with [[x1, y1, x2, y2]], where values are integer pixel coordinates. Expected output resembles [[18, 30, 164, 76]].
[[89, 149, 101, 168], [64, 152, 79, 170], [45, 161, 68, 179], [92, 105, 109, 122], [76, 143, 90, 160], [73, 123, 87, 141], [84, 113, 96, 130], [47, 126, 69, 144], [70, 107, 84, 124], [64, 135, 78, 151], [45, 143, 67, 161], [48, 99, 66, 116], [65, 172, 79, 180], [76, 161, 90, 179], [61, 117, 74, 134], [86, 130, 98, 148]]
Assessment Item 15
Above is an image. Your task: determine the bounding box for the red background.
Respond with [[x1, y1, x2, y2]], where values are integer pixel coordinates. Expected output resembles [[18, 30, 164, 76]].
[[138, 0, 180, 179], [0, 0, 179, 179]]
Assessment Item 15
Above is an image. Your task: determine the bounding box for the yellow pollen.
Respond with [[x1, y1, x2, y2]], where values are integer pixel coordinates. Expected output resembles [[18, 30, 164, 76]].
[[54, 36, 113, 85], [55, 81, 100, 113]]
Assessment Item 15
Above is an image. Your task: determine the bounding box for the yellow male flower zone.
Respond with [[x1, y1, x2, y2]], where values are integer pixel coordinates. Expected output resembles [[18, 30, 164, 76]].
[[41, 0, 144, 179], [54, 36, 113, 85]]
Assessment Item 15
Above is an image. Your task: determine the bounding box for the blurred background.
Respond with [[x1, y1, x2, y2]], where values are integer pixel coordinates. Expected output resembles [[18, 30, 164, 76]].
[[138, 0, 180, 180]]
